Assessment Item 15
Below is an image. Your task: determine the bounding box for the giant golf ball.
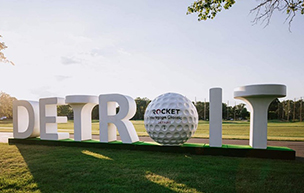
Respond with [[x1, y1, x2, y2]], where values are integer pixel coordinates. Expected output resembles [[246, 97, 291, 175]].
[[144, 93, 198, 146]]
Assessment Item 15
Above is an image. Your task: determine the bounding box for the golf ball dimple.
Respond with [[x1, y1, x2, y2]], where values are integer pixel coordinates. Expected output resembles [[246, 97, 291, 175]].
[[144, 93, 198, 146]]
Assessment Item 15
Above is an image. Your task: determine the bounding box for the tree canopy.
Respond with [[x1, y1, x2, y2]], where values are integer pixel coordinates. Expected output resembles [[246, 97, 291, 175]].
[[187, 0, 304, 27], [0, 35, 14, 65], [0, 92, 17, 119]]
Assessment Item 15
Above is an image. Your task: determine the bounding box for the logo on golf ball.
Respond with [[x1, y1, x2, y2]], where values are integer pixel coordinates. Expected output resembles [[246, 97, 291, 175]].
[[144, 93, 198, 145]]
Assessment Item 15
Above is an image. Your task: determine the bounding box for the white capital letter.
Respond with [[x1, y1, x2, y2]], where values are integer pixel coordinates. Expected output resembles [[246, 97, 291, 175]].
[[66, 95, 98, 141], [99, 94, 139, 144], [39, 97, 69, 140], [209, 88, 222, 147], [13, 100, 40, 139]]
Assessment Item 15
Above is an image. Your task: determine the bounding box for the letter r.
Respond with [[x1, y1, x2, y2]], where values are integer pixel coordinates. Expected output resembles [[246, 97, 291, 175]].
[[99, 94, 139, 144]]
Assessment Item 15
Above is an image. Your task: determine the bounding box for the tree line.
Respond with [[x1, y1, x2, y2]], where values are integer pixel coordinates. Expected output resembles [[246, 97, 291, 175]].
[[0, 92, 303, 122], [56, 97, 304, 122], [57, 97, 304, 121], [268, 98, 304, 121]]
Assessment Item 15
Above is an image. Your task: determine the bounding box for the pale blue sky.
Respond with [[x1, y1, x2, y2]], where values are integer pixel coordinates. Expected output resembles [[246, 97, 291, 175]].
[[0, 0, 303, 104]]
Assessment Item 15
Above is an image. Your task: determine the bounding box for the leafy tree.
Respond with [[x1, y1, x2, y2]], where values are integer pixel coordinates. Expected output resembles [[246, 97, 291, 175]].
[[268, 98, 280, 119], [92, 105, 99, 120], [226, 105, 234, 120], [194, 101, 210, 120], [231, 103, 249, 120], [0, 35, 14, 65], [296, 98, 303, 122], [0, 92, 17, 119], [222, 103, 228, 120], [187, 0, 304, 28], [57, 105, 73, 119], [132, 97, 151, 120], [280, 100, 293, 121], [239, 105, 249, 120], [194, 101, 204, 120]]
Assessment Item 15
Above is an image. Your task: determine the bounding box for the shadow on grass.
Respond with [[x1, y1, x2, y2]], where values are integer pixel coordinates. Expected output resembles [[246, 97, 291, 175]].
[[15, 144, 304, 193]]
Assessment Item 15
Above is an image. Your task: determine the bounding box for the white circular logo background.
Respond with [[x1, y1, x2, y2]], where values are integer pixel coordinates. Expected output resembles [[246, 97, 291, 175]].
[[144, 93, 198, 146]]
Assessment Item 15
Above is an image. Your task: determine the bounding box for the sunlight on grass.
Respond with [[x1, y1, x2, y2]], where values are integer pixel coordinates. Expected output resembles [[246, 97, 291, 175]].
[[145, 171, 203, 193], [1, 144, 304, 192], [0, 144, 40, 192], [81, 150, 113, 160]]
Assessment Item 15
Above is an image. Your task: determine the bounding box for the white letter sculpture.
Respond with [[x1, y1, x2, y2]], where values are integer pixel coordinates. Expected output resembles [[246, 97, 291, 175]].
[[209, 88, 222, 147], [234, 84, 286, 149], [39, 97, 69, 140], [99, 94, 139, 144], [66, 95, 98, 141], [13, 100, 40, 139]]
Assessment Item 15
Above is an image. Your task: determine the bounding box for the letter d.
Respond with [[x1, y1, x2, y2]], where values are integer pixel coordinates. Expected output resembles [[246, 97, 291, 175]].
[[13, 100, 40, 139]]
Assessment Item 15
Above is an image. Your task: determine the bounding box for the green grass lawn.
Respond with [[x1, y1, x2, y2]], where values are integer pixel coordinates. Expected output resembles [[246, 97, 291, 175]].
[[1, 143, 304, 193], [1, 119, 304, 141]]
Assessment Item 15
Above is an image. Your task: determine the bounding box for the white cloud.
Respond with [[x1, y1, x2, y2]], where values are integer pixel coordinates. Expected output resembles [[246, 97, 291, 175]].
[[55, 75, 71, 82], [30, 86, 57, 98], [89, 47, 131, 57], [61, 56, 80, 65]]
